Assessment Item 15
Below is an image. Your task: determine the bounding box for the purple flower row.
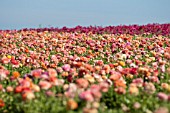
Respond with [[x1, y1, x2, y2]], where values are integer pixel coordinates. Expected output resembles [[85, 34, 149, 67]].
[[0, 23, 169, 36]]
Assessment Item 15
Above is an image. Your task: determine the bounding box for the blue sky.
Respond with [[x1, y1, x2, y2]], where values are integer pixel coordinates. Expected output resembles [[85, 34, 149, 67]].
[[0, 0, 170, 30]]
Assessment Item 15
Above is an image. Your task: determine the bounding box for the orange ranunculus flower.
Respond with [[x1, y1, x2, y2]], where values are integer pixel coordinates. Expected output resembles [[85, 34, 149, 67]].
[[41, 62, 47, 69], [67, 99, 78, 110], [47, 68, 57, 77], [76, 78, 89, 88], [25, 48, 29, 53], [110, 74, 121, 81], [114, 80, 126, 88], [50, 63, 56, 68], [12, 71, 20, 78], [119, 61, 126, 67]]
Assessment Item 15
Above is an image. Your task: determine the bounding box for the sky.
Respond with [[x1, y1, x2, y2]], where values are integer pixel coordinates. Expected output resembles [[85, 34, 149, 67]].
[[0, 0, 170, 30]]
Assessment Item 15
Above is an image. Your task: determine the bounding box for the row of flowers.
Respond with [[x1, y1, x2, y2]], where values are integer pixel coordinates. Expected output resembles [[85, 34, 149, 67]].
[[0, 27, 170, 113], [1, 23, 170, 36]]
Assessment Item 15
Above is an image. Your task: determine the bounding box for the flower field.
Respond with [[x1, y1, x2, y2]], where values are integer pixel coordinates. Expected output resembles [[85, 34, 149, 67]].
[[0, 23, 170, 113]]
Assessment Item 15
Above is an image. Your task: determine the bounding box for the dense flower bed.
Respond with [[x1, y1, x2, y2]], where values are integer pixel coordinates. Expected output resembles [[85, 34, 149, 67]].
[[0, 24, 170, 113]]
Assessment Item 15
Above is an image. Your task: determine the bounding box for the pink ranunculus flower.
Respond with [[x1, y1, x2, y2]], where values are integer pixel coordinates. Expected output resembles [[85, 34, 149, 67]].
[[132, 78, 143, 87], [157, 92, 168, 101], [62, 64, 71, 72], [1, 56, 10, 64], [56, 67, 63, 73], [79, 90, 94, 102], [45, 91, 55, 97], [148, 76, 159, 83], [144, 82, 156, 94], [160, 65, 165, 72], [133, 102, 141, 109], [114, 87, 126, 94], [19, 79, 31, 88], [99, 82, 109, 92]]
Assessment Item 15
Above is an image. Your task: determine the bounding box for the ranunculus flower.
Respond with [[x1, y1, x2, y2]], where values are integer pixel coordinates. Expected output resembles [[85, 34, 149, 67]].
[[56, 67, 63, 73], [47, 68, 57, 77], [95, 60, 103, 66], [91, 89, 102, 99], [92, 102, 100, 108], [79, 90, 94, 102], [0, 72, 7, 81], [144, 82, 156, 94], [114, 79, 126, 88], [1, 56, 10, 64], [0, 84, 3, 91], [31, 69, 42, 78], [157, 92, 168, 101], [132, 78, 143, 87], [32, 84, 40, 92], [109, 70, 121, 81], [67, 99, 78, 110], [84, 74, 95, 83], [22, 91, 35, 100], [161, 83, 169, 89], [39, 80, 51, 90], [20, 79, 31, 88], [12, 71, 20, 78], [129, 68, 137, 75], [115, 87, 126, 94], [0, 99, 5, 108], [119, 61, 126, 66], [62, 64, 71, 72], [154, 107, 169, 113], [45, 91, 55, 97], [40, 72, 49, 80], [99, 69, 106, 75], [11, 59, 19, 65], [15, 86, 23, 93], [133, 102, 141, 109], [76, 78, 89, 89], [129, 84, 139, 95], [160, 65, 165, 72], [148, 76, 159, 83], [64, 83, 77, 98], [103, 64, 110, 74], [6, 86, 14, 92], [99, 82, 109, 92]]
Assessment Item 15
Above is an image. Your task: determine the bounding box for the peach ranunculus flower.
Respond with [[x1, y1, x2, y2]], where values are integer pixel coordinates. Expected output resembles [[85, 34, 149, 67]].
[[76, 78, 89, 89], [39, 80, 52, 90]]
